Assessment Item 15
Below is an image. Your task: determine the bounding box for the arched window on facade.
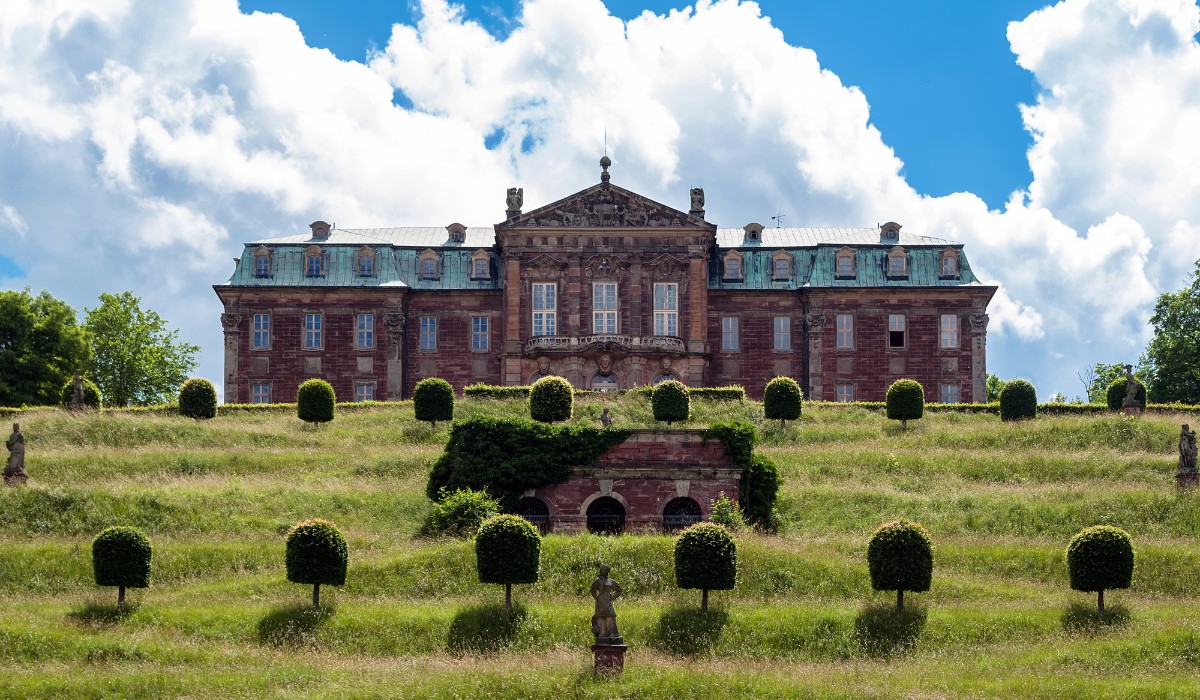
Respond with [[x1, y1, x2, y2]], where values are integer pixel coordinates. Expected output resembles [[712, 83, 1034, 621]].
[[662, 497, 702, 531]]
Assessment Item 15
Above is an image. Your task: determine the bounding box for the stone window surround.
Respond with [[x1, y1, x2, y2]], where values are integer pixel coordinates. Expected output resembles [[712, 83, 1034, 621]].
[[302, 311, 323, 351], [419, 315, 437, 351], [940, 313, 960, 349], [355, 312, 375, 351], [771, 250, 794, 281], [304, 245, 326, 278], [940, 247, 961, 278], [531, 281, 557, 337], [447, 222, 466, 244], [355, 380, 377, 402], [251, 312, 270, 351], [939, 382, 960, 404], [887, 313, 906, 350], [252, 246, 272, 278], [470, 250, 491, 279], [886, 246, 908, 278], [834, 247, 856, 278], [356, 247, 376, 278], [835, 313, 854, 350], [471, 315, 490, 352], [772, 315, 791, 352], [722, 250, 744, 281], [835, 381, 855, 403], [720, 315, 740, 352], [592, 281, 618, 334], [250, 381, 272, 405], [418, 248, 440, 280]]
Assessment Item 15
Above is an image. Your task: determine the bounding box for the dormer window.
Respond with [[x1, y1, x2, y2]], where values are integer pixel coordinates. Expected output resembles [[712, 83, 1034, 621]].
[[835, 247, 855, 278], [470, 250, 491, 280], [303, 245, 324, 277], [940, 248, 960, 278], [771, 251, 793, 281], [880, 221, 901, 243], [743, 222, 764, 243], [886, 247, 908, 278], [252, 246, 272, 278], [447, 222, 466, 244], [356, 247, 376, 277], [722, 251, 744, 281], [419, 249, 440, 280]]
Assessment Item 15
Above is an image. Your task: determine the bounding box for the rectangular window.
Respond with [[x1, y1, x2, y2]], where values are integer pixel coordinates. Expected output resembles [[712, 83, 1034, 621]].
[[941, 255, 957, 277], [255, 254, 270, 277], [421, 258, 438, 279], [888, 255, 905, 277], [420, 316, 437, 350], [355, 382, 375, 402], [836, 382, 855, 403], [471, 316, 489, 351], [532, 283, 557, 336], [773, 258, 790, 280], [773, 316, 791, 351], [252, 313, 270, 350], [473, 257, 489, 279], [592, 282, 618, 334], [304, 313, 322, 349], [722, 316, 740, 351], [836, 254, 853, 278], [724, 257, 741, 280], [306, 255, 322, 277], [251, 382, 270, 404], [888, 314, 906, 348], [356, 313, 374, 350], [358, 255, 374, 277], [940, 383, 960, 404], [653, 283, 678, 336], [836, 314, 854, 349], [940, 314, 959, 349]]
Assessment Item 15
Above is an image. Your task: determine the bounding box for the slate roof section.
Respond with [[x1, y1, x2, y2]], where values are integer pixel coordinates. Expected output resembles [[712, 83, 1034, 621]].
[[247, 227, 497, 248], [714, 227, 955, 247]]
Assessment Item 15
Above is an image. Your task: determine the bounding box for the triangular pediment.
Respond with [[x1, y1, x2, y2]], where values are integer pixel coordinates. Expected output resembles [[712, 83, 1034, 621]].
[[498, 182, 714, 231]]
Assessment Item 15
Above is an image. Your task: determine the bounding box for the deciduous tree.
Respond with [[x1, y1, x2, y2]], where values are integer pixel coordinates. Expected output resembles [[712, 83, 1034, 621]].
[[0, 289, 89, 407], [84, 292, 198, 406], [1142, 261, 1200, 404]]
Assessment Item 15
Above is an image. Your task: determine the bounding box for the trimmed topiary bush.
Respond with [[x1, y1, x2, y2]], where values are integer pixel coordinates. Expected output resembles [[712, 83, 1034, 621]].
[[675, 522, 737, 611], [92, 526, 152, 609], [1106, 378, 1147, 411], [60, 376, 102, 409], [867, 520, 933, 611], [999, 379, 1037, 421], [296, 379, 335, 425], [1067, 525, 1134, 613], [652, 380, 690, 425], [763, 376, 802, 427], [285, 518, 348, 608], [475, 514, 541, 609], [177, 377, 217, 419], [424, 487, 499, 537], [414, 377, 454, 428], [886, 379, 924, 429], [740, 453, 780, 529], [529, 376, 573, 423]]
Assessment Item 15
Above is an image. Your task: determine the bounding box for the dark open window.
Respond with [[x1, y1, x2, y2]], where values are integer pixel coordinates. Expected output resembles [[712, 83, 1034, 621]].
[[586, 496, 625, 535]]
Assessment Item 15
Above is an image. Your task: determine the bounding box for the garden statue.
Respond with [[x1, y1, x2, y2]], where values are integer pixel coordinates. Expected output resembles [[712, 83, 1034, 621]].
[[1122, 365, 1141, 408], [590, 564, 623, 645], [4, 423, 26, 486], [72, 371, 85, 410], [599, 408, 613, 428], [1180, 425, 1197, 472]]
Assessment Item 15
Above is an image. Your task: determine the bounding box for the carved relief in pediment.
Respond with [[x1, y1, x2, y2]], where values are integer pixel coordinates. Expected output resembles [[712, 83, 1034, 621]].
[[644, 254, 688, 280], [585, 255, 628, 279], [515, 184, 701, 229], [524, 254, 567, 279]]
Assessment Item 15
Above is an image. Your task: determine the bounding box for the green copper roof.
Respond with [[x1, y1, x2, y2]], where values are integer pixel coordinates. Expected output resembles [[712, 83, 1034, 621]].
[[709, 244, 982, 290], [219, 244, 502, 290]]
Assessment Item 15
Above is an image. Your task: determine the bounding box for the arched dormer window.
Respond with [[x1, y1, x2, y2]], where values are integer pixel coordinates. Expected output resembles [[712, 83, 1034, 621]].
[[446, 223, 466, 244], [723, 250, 744, 281], [880, 221, 901, 243], [252, 246, 272, 278], [940, 248, 960, 278], [743, 222, 764, 244], [835, 247, 855, 279], [771, 250, 794, 281], [304, 245, 325, 277], [886, 246, 908, 279], [418, 249, 440, 280], [356, 247, 376, 277], [470, 250, 491, 280]]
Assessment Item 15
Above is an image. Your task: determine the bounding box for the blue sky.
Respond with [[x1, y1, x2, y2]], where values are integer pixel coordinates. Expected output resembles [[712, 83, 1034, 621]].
[[3, 0, 1200, 401]]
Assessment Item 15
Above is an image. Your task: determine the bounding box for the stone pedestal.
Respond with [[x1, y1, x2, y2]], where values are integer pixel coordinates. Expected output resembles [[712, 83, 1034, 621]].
[[1177, 471, 1199, 488], [3, 470, 27, 486], [592, 644, 626, 675], [1119, 405, 1142, 417]]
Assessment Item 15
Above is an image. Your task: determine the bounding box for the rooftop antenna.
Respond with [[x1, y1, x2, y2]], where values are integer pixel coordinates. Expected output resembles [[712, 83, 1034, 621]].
[[604, 127, 607, 156], [771, 210, 786, 228]]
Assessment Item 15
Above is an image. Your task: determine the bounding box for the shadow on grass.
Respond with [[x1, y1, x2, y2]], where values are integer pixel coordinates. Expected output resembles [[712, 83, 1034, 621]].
[[1061, 602, 1131, 634], [447, 603, 527, 654], [257, 604, 334, 647], [66, 602, 138, 627], [853, 604, 926, 658], [648, 607, 729, 656]]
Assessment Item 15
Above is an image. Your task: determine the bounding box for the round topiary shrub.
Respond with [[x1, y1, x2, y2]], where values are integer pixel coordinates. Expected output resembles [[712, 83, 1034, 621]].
[[1067, 525, 1134, 613], [652, 380, 690, 425], [413, 377, 454, 428], [1106, 378, 1147, 411], [59, 376, 102, 409], [529, 376, 573, 423], [867, 520, 933, 611], [424, 487, 499, 537], [886, 379, 924, 429], [285, 518, 348, 608], [177, 377, 217, 419], [999, 379, 1037, 421], [763, 376, 802, 427], [475, 514, 541, 609], [296, 378, 336, 425], [675, 522, 737, 611], [92, 526, 152, 608]]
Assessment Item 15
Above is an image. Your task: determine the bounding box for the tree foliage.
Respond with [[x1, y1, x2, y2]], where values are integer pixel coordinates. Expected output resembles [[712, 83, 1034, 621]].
[[867, 520, 933, 611], [475, 514, 541, 608], [1106, 377, 1147, 410], [178, 378, 217, 419], [59, 376, 102, 409], [529, 376, 573, 423], [674, 522, 737, 611], [285, 518, 348, 608], [84, 292, 198, 406], [985, 374, 1006, 403], [92, 526, 152, 608], [1067, 525, 1134, 613], [1142, 262, 1200, 404], [413, 377, 454, 427], [652, 379, 691, 424], [297, 379, 336, 425], [999, 379, 1037, 421], [423, 487, 500, 537], [886, 379, 924, 429], [763, 376, 802, 426], [1079, 363, 1129, 404], [0, 289, 90, 408]]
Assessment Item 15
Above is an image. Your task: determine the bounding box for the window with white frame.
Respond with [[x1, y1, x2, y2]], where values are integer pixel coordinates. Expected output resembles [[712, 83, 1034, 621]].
[[304, 313, 322, 349], [251, 382, 271, 404], [723, 255, 742, 280], [940, 314, 959, 349], [888, 314, 906, 349], [836, 314, 854, 349], [355, 382, 375, 402], [420, 257, 438, 280], [420, 316, 437, 350], [653, 283, 678, 336], [836, 251, 854, 278], [941, 253, 958, 277], [835, 382, 855, 403], [592, 282, 617, 334], [356, 313, 374, 350], [532, 283, 557, 336], [887, 251, 906, 277], [252, 313, 270, 350], [940, 383, 960, 404], [306, 253, 323, 277], [721, 316, 739, 351], [773, 257, 790, 280], [773, 316, 791, 351], [471, 316, 489, 351]]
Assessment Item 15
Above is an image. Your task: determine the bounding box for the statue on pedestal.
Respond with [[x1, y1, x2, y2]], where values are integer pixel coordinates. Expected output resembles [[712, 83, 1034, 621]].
[[590, 564, 623, 645], [1179, 424, 1197, 473], [4, 423, 27, 486]]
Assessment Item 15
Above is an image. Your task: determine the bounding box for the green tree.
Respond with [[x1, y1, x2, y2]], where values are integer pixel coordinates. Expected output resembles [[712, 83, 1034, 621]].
[[985, 374, 1005, 402], [867, 520, 933, 611], [674, 522, 737, 611], [84, 292, 198, 406], [1067, 525, 1134, 613], [92, 526, 153, 609], [886, 379, 924, 429], [1078, 362, 1130, 404], [475, 514, 541, 609], [1142, 261, 1200, 403], [413, 377, 454, 428], [763, 376, 802, 427], [285, 519, 348, 608], [0, 289, 89, 407]]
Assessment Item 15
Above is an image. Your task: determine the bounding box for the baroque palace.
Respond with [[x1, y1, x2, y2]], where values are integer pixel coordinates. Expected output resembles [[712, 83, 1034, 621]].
[[214, 158, 996, 404]]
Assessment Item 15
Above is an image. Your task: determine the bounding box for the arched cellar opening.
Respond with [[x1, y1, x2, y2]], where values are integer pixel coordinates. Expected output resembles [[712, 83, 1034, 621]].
[[586, 496, 626, 535], [662, 497, 702, 531], [517, 496, 550, 533]]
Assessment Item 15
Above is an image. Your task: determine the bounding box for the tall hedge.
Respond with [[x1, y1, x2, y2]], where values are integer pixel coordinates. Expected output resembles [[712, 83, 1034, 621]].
[[886, 379, 924, 429], [529, 376, 573, 423], [92, 526, 152, 608], [285, 518, 348, 608], [177, 378, 217, 419], [999, 379, 1037, 421], [867, 520, 933, 611], [1106, 378, 1147, 410], [414, 377, 454, 427], [704, 419, 779, 528], [1067, 525, 1134, 613], [296, 379, 336, 425], [674, 522, 737, 611], [59, 377, 102, 409], [475, 514, 541, 609], [652, 380, 690, 425], [763, 377, 802, 427]]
